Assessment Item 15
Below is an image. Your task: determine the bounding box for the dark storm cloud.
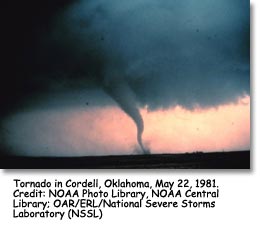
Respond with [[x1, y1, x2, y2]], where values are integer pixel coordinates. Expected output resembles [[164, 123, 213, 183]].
[[41, 0, 249, 110], [1, 0, 249, 112]]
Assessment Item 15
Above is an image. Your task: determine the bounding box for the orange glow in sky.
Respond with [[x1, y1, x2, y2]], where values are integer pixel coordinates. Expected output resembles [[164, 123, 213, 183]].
[[5, 96, 250, 156], [142, 95, 250, 153]]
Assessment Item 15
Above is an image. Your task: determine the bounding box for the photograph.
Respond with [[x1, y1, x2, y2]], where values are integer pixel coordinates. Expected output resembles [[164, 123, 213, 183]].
[[0, 0, 250, 169]]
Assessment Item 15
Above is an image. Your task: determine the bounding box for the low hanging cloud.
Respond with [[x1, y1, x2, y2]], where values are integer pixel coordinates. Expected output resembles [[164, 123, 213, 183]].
[[1, 0, 250, 111], [37, 0, 250, 110]]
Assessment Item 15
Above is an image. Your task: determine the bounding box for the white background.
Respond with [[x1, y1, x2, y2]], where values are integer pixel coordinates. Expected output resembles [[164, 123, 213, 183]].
[[0, 0, 259, 229]]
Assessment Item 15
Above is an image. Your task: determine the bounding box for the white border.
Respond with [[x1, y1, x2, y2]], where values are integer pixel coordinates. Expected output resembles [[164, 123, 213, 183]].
[[0, 1, 258, 229]]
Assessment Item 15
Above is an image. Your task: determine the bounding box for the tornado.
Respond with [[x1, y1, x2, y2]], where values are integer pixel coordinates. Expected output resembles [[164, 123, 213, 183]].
[[53, 0, 154, 153], [103, 78, 148, 154]]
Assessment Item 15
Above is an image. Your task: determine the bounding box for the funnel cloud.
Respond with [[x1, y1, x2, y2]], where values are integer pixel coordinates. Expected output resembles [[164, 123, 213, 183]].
[[103, 76, 147, 153]]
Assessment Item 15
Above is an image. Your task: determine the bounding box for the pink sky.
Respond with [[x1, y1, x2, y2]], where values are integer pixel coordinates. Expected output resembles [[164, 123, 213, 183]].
[[4, 95, 250, 156]]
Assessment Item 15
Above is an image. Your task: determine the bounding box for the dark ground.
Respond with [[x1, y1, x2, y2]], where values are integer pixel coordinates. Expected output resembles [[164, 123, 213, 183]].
[[0, 150, 250, 169]]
